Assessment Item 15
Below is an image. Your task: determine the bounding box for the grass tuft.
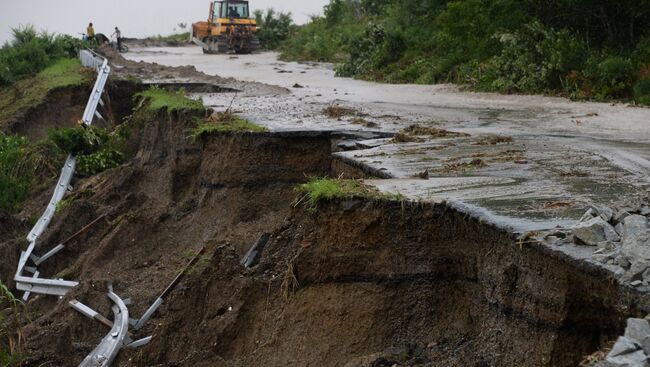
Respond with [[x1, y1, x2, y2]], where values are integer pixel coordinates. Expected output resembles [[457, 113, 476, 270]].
[[297, 177, 404, 208], [190, 111, 268, 141], [136, 87, 205, 113]]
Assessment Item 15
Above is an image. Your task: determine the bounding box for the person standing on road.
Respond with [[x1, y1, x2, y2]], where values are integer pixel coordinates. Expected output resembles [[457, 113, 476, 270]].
[[111, 26, 122, 50], [86, 22, 95, 42]]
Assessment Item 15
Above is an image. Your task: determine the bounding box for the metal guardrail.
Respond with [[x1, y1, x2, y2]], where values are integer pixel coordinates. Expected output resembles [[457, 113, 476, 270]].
[[14, 50, 111, 298], [78, 284, 129, 367]]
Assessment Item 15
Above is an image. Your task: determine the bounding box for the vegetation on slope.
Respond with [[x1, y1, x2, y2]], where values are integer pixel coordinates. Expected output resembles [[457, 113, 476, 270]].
[[191, 111, 267, 141], [49, 126, 126, 175], [136, 87, 205, 114], [281, 0, 650, 104], [254, 9, 295, 50], [298, 177, 403, 208], [0, 58, 90, 126], [0, 25, 86, 87], [0, 133, 62, 212]]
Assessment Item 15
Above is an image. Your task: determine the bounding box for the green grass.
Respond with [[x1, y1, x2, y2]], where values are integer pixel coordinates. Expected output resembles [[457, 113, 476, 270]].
[[136, 87, 205, 113], [0, 58, 89, 125], [190, 112, 268, 141], [297, 177, 404, 208], [0, 133, 63, 212]]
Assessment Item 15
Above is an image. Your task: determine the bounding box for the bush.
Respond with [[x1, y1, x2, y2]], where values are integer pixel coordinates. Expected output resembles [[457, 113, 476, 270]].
[[48, 126, 109, 156], [0, 134, 62, 212], [0, 25, 85, 87], [48, 126, 126, 175], [481, 22, 587, 93], [634, 78, 650, 105], [254, 9, 294, 50]]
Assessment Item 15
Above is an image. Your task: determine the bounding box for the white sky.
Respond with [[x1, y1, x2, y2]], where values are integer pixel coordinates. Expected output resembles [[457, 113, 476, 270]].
[[0, 0, 328, 44]]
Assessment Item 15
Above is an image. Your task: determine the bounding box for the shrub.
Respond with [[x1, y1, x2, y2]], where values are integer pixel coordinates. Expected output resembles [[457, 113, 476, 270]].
[[254, 9, 294, 50], [0, 25, 85, 87], [48, 126, 126, 175], [48, 126, 109, 156], [482, 22, 587, 93], [634, 78, 650, 105]]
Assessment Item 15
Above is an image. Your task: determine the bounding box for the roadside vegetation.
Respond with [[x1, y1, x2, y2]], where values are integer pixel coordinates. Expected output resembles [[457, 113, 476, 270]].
[[281, 0, 650, 104], [254, 9, 295, 50], [136, 87, 205, 114], [0, 281, 26, 367], [0, 58, 90, 125], [191, 110, 267, 141], [297, 177, 403, 208], [49, 126, 126, 175], [0, 26, 86, 87]]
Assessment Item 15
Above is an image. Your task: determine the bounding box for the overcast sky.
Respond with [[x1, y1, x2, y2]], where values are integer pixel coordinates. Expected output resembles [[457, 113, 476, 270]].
[[0, 0, 328, 44]]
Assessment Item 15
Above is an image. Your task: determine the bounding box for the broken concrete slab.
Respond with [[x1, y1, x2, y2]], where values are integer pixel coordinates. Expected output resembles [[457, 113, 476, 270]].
[[573, 216, 620, 246], [622, 215, 650, 260], [606, 349, 650, 367], [625, 319, 650, 344], [609, 336, 641, 358]]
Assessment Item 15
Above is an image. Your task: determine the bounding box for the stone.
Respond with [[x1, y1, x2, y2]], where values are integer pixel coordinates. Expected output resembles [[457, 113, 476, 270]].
[[632, 280, 644, 287], [642, 336, 650, 356], [622, 216, 650, 261], [593, 205, 614, 222], [607, 349, 650, 367], [580, 208, 596, 222], [617, 223, 626, 236], [616, 255, 632, 269], [609, 336, 641, 357], [642, 206, 650, 216], [625, 319, 650, 343], [573, 217, 621, 246], [615, 210, 632, 225]]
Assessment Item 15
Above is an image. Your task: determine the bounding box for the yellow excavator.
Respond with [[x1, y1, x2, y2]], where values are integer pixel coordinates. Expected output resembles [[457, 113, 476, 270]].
[[191, 0, 260, 54]]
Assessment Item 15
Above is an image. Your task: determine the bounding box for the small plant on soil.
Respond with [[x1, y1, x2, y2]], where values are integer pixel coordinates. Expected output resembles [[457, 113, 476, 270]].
[[0, 133, 62, 212], [49, 125, 126, 175], [190, 111, 268, 141], [136, 86, 205, 114], [296, 177, 404, 208], [0, 281, 27, 367]]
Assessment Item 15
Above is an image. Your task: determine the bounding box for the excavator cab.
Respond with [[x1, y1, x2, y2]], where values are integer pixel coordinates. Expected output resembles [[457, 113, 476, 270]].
[[192, 0, 260, 54], [214, 1, 250, 19]]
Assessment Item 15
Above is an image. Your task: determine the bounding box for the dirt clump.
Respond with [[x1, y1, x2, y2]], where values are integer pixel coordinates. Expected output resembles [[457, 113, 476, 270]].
[[402, 124, 469, 138], [474, 134, 514, 145], [322, 105, 360, 119]]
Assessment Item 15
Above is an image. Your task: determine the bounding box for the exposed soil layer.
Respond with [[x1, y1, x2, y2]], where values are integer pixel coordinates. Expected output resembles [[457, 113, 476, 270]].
[[7, 107, 650, 367], [128, 198, 649, 367]]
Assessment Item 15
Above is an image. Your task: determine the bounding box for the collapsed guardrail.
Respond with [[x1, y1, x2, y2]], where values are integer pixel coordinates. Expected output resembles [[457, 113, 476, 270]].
[[14, 49, 110, 299], [13, 49, 204, 366]]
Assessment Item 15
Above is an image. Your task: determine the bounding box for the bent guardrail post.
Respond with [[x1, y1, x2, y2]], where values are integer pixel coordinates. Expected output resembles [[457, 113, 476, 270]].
[[78, 284, 129, 367], [14, 49, 111, 300], [132, 247, 206, 330]]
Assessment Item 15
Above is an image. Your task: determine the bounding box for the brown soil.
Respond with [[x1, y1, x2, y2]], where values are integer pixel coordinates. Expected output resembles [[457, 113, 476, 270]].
[[98, 46, 288, 96], [5, 96, 650, 367]]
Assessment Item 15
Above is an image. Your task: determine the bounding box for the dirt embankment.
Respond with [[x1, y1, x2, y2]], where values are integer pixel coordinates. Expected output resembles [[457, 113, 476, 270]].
[[127, 197, 648, 367], [4, 80, 650, 367]]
